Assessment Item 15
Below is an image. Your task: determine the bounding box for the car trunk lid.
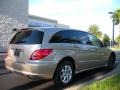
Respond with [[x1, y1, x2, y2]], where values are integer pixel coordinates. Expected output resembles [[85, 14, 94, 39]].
[[7, 29, 44, 63]]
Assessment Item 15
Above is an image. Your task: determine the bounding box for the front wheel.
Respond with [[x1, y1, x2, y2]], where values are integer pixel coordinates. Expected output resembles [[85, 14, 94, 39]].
[[53, 60, 74, 87]]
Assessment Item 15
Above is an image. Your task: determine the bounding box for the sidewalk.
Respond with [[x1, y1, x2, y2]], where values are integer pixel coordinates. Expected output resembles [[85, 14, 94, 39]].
[[0, 53, 7, 61], [0, 53, 9, 76], [0, 54, 6, 68], [115, 51, 120, 55]]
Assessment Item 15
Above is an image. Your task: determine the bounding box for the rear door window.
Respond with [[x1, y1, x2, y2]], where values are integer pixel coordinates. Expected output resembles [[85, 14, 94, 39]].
[[49, 30, 81, 43], [77, 32, 91, 44], [10, 30, 44, 44]]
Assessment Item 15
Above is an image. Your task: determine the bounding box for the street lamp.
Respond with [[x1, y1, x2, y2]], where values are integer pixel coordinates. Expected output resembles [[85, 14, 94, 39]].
[[108, 11, 115, 46]]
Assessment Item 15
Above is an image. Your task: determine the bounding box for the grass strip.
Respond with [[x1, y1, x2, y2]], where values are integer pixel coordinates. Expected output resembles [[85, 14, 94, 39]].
[[81, 74, 120, 90]]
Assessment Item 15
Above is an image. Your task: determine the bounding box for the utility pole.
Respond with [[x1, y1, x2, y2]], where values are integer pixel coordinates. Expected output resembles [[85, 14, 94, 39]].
[[109, 11, 115, 46]]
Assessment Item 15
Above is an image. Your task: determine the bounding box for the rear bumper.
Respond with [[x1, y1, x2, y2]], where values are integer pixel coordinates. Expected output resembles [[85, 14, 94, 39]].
[[5, 58, 58, 79]]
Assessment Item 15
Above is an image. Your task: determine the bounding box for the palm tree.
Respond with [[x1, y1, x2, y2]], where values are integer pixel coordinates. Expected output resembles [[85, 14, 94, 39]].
[[88, 24, 102, 39], [109, 9, 120, 46], [112, 9, 120, 31]]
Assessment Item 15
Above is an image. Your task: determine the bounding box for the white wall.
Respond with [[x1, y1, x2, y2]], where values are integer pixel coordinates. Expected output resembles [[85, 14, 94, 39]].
[[0, 0, 28, 52], [0, 0, 28, 24]]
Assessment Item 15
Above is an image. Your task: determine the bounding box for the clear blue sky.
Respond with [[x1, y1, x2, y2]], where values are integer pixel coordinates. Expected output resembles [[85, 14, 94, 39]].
[[29, 0, 120, 38]]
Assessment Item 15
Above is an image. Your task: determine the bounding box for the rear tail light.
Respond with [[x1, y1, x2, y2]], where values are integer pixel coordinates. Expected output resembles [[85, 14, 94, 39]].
[[30, 49, 53, 60]]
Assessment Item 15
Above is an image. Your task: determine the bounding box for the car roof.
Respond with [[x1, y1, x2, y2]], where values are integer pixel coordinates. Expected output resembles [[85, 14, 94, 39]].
[[27, 27, 88, 34]]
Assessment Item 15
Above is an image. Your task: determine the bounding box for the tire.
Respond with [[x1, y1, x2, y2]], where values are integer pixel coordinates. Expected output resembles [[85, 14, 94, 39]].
[[107, 54, 115, 70], [53, 60, 75, 87]]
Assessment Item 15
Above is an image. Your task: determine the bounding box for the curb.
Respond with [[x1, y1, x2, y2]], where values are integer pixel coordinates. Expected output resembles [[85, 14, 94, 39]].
[[0, 69, 11, 76], [65, 62, 120, 90]]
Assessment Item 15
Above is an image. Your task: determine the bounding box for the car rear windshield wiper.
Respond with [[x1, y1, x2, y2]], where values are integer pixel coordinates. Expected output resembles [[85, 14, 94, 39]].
[[15, 41, 27, 44]]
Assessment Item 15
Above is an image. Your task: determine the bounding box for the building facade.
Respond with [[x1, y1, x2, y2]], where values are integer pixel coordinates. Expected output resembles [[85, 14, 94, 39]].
[[29, 15, 69, 28], [0, 0, 28, 24], [0, 0, 28, 52], [29, 15, 57, 27]]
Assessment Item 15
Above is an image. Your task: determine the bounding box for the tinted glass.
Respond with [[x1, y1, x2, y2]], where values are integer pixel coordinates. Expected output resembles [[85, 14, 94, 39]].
[[77, 32, 91, 44], [50, 30, 80, 43], [88, 34, 103, 47], [10, 30, 44, 44], [50, 30, 90, 44]]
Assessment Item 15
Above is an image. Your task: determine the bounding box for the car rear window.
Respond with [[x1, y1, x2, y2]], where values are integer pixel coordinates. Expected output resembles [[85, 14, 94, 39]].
[[10, 30, 44, 44]]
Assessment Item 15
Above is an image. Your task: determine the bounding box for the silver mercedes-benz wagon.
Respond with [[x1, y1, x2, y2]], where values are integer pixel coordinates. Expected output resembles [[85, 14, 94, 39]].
[[5, 27, 116, 86]]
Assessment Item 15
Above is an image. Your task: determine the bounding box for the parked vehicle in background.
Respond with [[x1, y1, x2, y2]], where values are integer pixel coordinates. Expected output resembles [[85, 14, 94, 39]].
[[5, 27, 116, 87]]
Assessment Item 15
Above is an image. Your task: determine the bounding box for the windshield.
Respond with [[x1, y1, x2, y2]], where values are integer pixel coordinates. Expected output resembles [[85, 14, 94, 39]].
[[10, 30, 44, 44]]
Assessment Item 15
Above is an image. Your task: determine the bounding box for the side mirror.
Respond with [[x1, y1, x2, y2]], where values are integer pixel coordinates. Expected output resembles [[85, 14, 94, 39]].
[[103, 43, 108, 47]]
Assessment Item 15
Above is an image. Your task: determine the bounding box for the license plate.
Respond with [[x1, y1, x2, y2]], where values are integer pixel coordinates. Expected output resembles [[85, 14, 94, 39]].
[[14, 49, 21, 57]]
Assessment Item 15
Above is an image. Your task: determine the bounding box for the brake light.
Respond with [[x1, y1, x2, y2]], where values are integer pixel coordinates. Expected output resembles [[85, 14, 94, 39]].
[[30, 49, 53, 60]]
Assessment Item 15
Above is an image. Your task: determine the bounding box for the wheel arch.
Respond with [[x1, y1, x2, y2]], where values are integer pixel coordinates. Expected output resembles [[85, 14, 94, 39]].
[[53, 56, 76, 78], [110, 51, 116, 60]]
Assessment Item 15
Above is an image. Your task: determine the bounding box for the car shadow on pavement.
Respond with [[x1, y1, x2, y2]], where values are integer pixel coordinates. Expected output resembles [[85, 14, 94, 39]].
[[8, 66, 117, 90], [8, 79, 53, 90]]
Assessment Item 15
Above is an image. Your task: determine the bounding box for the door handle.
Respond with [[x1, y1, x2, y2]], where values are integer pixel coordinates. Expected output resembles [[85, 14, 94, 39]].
[[89, 48, 98, 51], [73, 45, 79, 48], [90, 49, 96, 51]]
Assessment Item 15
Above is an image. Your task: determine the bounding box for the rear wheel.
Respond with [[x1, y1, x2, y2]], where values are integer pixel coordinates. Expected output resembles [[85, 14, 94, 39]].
[[107, 54, 115, 70], [53, 60, 74, 87]]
